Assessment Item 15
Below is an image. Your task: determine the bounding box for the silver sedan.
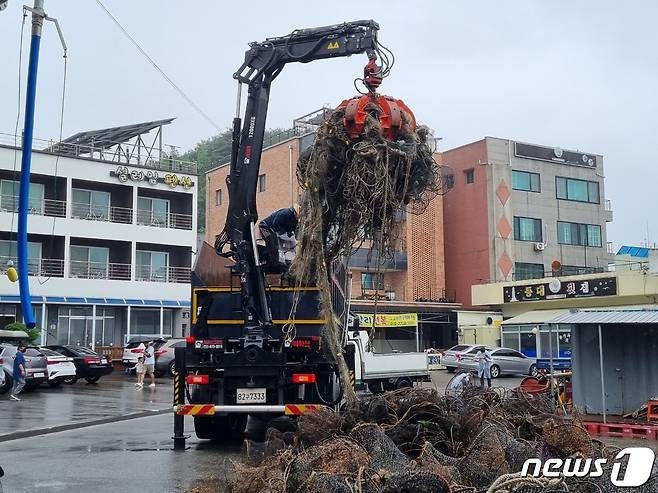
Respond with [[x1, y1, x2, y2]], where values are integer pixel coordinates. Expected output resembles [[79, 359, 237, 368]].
[[455, 347, 538, 378]]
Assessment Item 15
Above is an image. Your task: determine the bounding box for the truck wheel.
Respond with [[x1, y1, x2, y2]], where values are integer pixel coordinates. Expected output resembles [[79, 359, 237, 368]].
[[193, 417, 216, 440], [395, 378, 413, 390]]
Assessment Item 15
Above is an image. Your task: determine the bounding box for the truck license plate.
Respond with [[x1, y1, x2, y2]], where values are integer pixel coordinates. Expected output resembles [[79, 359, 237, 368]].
[[236, 388, 266, 404]]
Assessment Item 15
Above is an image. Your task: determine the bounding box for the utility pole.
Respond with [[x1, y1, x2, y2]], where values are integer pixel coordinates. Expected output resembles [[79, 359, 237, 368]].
[[16, 0, 65, 328]]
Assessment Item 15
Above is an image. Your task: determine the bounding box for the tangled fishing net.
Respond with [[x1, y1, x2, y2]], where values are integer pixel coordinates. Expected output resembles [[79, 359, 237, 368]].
[[292, 103, 447, 281], [288, 102, 449, 406], [225, 386, 658, 493]]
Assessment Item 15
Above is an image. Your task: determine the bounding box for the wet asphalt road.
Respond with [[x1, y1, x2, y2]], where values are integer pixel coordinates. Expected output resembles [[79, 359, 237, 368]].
[[1, 413, 241, 493], [0, 372, 241, 492], [0, 372, 173, 438]]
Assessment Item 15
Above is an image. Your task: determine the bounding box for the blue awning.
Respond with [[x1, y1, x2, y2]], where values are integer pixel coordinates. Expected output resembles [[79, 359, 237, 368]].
[[0, 296, 189, 307]]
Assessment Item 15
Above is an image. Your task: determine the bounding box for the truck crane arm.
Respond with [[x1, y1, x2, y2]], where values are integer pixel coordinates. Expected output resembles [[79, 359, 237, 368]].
[[214, 20, 381, 333]]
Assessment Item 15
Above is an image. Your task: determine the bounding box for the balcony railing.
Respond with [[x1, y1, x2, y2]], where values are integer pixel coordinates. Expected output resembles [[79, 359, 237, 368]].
[[0, 256, 65, 277], [0, 132, 197, 175], [135, 265, 190, 283], [0, 257, 190, 283], [135, 209, 193, 230], [70, 202, 133, 224], [69, 260, 131, 280], [0, 195, 66, 217]]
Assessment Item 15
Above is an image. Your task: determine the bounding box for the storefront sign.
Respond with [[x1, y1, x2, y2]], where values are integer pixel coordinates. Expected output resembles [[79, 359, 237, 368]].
[[503, 277, 617, 303], [515, 142, 597, 168], [110, 166, 194, 190], [350, 312, 418, 328]]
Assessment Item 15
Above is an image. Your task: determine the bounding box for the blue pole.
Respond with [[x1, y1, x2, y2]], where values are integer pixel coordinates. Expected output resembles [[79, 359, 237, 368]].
[[18, 2, 45, 329]]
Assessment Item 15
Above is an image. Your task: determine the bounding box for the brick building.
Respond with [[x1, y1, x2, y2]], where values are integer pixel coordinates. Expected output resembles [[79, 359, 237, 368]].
[[442, 137, 613, 308], [205, 112, 458, 350]]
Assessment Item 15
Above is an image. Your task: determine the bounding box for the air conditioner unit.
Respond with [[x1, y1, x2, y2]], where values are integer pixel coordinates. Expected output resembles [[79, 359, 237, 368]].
[[534, 242, 546, 251]]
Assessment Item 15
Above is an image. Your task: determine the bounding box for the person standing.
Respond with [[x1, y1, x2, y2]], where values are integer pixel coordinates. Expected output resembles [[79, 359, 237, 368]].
[[134, 356, 146, 389], [10, 344, 27, 401], [143, 342, 156, 388], [474, 347, 492, 388]]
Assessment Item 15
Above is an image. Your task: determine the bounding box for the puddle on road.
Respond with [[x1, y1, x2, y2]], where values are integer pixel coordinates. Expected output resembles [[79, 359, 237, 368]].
[[65, 439, 242, 454]]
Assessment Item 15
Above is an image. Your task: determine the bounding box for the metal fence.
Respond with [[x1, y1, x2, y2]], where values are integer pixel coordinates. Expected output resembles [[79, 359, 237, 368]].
[[135, 209, 193, 230], [69, 260, 131, 281], [0, 256, 64, 277], [0, 195, 66, 217], [0, 132, 197, 175], [135, 265, 190, 284]]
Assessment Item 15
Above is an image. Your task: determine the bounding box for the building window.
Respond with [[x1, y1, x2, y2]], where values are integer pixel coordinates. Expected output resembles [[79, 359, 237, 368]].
[[514, 262, 544, 281], [70, 245, 109, 279], [137, 197, 170, 227], [556, 177, 600, 203], [514, 216, 542, 242], [72, 188, 110, 220], [361, 272, 384, 290], [215, 189, 222, 206], [465, 169, 475, 184], [0, 179, 44, 213], [445, 174, 455, 189], [136, 250, 169, 282], [130, 308, 174, 338], [258, 174, 267, 192], [511, 170, 540, 192], [0, 240, 41, 275], [557, 221, 602, 247]]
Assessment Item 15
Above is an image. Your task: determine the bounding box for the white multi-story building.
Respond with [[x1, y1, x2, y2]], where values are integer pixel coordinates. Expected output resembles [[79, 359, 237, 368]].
[[0, 119, 197, 348]]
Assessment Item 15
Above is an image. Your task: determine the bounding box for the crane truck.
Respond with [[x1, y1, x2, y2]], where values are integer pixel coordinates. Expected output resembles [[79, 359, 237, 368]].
[[175, 20, 429, 442]]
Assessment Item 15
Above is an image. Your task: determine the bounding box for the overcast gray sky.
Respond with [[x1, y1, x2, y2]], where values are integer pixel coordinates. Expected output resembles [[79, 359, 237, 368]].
[[1, 1, 656, 246]]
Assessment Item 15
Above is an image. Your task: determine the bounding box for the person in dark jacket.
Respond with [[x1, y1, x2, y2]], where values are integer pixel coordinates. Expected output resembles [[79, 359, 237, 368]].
[[10, 344, 27, 401]]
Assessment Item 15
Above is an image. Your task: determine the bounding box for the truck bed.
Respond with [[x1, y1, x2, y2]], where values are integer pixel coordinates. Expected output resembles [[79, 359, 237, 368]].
[[362, 351, 429, 379]]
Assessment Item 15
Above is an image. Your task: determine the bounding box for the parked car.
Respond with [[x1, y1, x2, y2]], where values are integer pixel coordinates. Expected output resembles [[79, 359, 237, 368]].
[[0, 344, 48, 393], [153, 338, 185, 377], [122, 337, 167, 369], [39, 347, 77, 387], [43, 345, 113, 384], [439, 344, 490, 372], [455, 346, 538, 378]]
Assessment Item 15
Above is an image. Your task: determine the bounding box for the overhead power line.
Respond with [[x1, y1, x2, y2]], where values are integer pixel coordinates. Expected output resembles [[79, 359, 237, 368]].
[[95, 0, 222, 133]]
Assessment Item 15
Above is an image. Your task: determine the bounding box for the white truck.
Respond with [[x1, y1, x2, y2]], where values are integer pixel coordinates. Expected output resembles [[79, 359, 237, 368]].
[[345, 330, 430, 392]]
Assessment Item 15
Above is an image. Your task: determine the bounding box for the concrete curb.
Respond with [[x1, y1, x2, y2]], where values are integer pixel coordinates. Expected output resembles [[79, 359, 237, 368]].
[[0, 408, 171, 442]]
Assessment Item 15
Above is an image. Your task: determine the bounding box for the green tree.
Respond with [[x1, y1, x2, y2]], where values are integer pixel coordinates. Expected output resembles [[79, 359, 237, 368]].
[[3, 321, 40, 344], [181, 128, 297, 233]]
